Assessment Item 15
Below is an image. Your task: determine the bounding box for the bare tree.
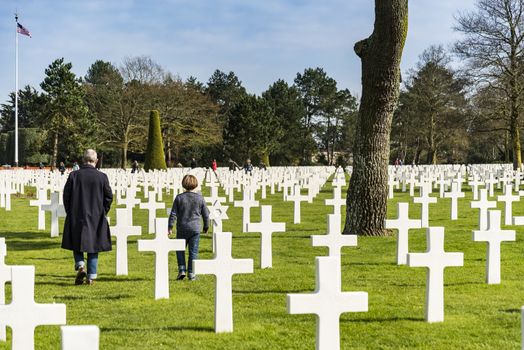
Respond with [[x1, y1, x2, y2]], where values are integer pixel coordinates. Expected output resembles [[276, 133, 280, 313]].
[[455, 0, 524, 169], [120, 56, 166, 85]]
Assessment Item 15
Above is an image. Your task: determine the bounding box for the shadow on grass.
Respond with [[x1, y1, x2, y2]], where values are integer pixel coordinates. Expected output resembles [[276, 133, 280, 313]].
[[234, 289, 309, 294], [0, 232, 60, 251], [36, 281, 74, 287], [444, 281, 481, 287], [345, 316, 423, 323], [29, 256, 69, 260], [344, 261, 396, 267], [97, 276, 149, 282], [500, 308, 521, 314], [100, 325, 215, 333], [56, 294, 133, 301]]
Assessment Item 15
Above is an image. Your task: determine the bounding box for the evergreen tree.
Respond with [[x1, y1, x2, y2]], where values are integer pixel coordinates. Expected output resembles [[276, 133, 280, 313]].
[[144, 110, 167, 171], [294, 68, 338, 164], [40, 58, 91, 167], [224, 94, 282, 165], [0, 85, 46, 132], [262, 80, 305, 165]]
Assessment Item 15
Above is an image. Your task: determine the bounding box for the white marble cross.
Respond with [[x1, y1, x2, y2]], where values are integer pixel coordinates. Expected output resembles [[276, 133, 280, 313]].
[[139, 192, 166, 234], [325, 187, 346, 216], [111, 208, 142, 276], [485, 173, 498, 197], [385, 202, 422, 265], [0, 266, 66, 350], [0, 238, 11, 341], [312, 214, 357, 258], [436, 175, 450, 198], [388, 175, 399, 199], [497, 185, 520, 226], [471, 189, 497, 231], [287, 256, 368, 350], [29, 189, 50, 231], [193, 232, 253, 333], [61, 325, 99, 350], [407, 227, 463, 323], [288, 185, 309, 224], [413, 183, 437, 227], [137, 218, 185, 299], [473, 210, 515, 284], [118, 188, 141, 210], [41, 192, 66, 237], [246, 205, 286, 268], [233, 190, 259, 232], [468, 175, 483, 201], [443, 182, 465, 220]]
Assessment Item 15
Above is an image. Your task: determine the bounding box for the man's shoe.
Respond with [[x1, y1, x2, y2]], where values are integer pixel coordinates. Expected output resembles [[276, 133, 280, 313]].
[[188, 273, 197, 281], [176, 272, 186, 280], [86, 279, 95, 285], [75, 267, 86, 285]]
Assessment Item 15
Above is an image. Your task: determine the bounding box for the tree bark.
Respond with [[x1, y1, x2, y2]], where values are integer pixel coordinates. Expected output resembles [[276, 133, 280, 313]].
[[121, 134, 128, 170], [505, 129, 511, 162], [344, 0, 408, 236], [52, 131, 59, 170]]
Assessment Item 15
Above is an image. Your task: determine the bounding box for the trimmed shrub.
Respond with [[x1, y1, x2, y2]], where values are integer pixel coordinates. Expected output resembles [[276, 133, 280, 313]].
[[0, 133, 8, 165], [144, 110, 167, 171]]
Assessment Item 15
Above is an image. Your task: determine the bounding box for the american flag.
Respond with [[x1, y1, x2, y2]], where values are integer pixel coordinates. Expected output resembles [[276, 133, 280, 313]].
[[17, 23, 31, 38]]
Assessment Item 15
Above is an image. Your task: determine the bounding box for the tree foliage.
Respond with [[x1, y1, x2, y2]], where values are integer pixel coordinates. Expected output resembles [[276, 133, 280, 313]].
[[144, 110, 167, 171], [40, 58, 91, 167]]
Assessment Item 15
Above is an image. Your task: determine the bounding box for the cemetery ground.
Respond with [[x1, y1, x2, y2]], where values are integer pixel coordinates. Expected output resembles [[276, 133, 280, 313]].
[[0, 177, 523, 349]]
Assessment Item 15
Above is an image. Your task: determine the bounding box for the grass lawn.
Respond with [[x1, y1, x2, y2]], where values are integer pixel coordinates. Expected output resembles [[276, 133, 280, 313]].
[[0, 175, 523, 349]]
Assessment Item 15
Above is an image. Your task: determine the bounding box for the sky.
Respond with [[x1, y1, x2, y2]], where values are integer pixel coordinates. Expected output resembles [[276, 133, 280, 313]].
[[0, 0, 477, 104]]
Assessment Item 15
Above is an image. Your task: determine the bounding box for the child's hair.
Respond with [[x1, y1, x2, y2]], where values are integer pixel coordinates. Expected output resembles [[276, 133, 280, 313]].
[[182, 174, 198, 191]]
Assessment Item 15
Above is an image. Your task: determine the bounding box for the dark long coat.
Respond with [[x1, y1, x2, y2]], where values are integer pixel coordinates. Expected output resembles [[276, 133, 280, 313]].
[[61, 165, 113, 253]]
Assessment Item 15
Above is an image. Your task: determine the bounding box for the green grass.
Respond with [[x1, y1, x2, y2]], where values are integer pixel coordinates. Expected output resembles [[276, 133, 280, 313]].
[[0, 177, 523, 349]]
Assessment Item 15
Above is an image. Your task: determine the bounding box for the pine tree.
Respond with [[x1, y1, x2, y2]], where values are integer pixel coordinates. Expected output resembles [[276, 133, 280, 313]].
[[144, 110, 167, 171]]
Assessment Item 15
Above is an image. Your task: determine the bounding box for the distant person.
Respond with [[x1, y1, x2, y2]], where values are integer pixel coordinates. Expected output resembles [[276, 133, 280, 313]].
[[72, 162, 80, 171], [243, 159, 253, 175], [61, 149, 113, 285], [228, 158, 240, 171], [258, 161, 267, 170], [39, 162, 44, 170], [168, 175, 209, 281], [399, 159, 404, 166], [131, 160, 140, 174], [58, 162, 66, 175], [190, 158, 197, 169], [211, 159, 219, 178], [394, 158, 399, 166]]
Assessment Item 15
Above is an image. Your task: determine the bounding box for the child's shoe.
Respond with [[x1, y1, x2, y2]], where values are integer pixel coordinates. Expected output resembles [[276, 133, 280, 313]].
[[177, 271, 186, 280], [188, 273, 197, 281]]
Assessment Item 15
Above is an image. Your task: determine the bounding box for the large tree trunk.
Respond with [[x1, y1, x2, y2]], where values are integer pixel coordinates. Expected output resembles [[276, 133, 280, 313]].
[[504, 130, 510, 162], [121, 137, 128, 170], [344, 0, 408, 236], [510, 118, 521, 169]]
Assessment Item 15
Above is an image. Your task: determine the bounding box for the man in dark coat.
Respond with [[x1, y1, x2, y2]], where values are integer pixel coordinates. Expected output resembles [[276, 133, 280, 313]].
[[62, 149, 113, 285]]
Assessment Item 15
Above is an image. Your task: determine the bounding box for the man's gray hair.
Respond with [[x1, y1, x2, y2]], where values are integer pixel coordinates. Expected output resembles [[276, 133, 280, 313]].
[[83, 149, 98, 164]]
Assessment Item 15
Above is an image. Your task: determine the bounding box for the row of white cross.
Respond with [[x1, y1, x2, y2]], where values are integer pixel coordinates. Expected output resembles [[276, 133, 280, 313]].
[[0, 238, 100, 350]]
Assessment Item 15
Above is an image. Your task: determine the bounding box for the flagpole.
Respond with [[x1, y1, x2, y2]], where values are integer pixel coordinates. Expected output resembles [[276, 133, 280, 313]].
[[14, 12, 19, 168]]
